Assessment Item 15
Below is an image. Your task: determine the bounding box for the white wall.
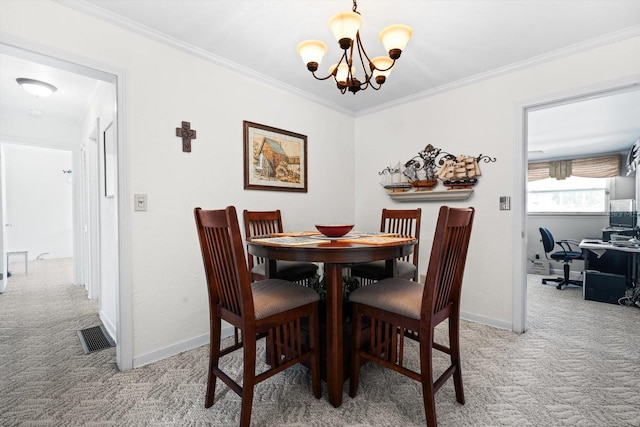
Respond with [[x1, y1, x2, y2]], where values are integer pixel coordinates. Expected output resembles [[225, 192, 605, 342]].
[[354, 36, 640, 328], [0, 0, 355, 366], [0, 110, 81, 149], [3, 143, 73, 260], [2, 0, 639, 366]]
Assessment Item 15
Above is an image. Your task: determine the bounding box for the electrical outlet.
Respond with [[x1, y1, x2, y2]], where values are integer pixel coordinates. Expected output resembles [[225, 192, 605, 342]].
[[134, 194, 147, 211]]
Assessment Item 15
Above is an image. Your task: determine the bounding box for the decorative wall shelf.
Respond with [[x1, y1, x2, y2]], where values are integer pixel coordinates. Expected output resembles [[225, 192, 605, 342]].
[[387, 188, 473, 202]]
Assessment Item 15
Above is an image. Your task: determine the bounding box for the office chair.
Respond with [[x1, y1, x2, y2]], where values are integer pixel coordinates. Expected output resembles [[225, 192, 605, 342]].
[[539, 227, 584, 289]]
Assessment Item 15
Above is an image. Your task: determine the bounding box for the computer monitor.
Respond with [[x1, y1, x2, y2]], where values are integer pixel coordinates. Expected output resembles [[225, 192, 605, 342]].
[[609, 199, 637, 228]]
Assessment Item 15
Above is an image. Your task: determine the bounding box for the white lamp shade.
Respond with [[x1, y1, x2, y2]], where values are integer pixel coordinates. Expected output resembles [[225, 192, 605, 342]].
[[297, 40, 328, 65], [329, 63, 354, 84], [371, 56, 394, 79], [379, 24, 413, 53], [328, 11, 362, 43], [16, 78, 57, 97]]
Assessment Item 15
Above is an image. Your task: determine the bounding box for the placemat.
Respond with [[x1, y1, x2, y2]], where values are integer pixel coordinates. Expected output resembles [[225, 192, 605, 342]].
[[250, 236, 329, 246], [342, 236, 416, 245]]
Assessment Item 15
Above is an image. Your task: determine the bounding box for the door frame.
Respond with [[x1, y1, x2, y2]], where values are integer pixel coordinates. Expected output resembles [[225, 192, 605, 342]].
[[0, 35, 133, 371], [0, 145, 6, 293], [514, 75, 640, 333]]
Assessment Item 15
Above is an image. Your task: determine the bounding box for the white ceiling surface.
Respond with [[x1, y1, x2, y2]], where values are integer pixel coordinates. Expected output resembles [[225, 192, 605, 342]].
[[66, 0, 640, 114], [1, 0, 640, 160], [527, 89, 640, 162], [0, 53, 100, 124]]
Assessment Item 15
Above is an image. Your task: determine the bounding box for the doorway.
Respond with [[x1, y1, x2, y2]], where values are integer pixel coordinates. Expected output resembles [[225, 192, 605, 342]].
[[516, 80, 640, 331], [0, 42, 127, 367]]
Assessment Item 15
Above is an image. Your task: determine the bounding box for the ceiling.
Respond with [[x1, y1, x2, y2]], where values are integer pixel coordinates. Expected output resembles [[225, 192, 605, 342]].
[[0, 52, 101, 123], [1, 0, 640, 160]]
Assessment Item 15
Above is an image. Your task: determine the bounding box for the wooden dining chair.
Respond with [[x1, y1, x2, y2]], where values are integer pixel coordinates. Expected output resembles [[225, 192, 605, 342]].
[[350, 208, 422, 285], [243, 209, 319, 285], [348, 206, 475, 427], [194, 206, 321, 427]]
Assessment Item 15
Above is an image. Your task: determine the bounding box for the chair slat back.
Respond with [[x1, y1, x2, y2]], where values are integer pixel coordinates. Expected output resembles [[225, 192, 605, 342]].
[[422, 206, 475, 320], [243, 210, 284, 270], [381, 208, 422, 264], [195, 206, 255, 322]]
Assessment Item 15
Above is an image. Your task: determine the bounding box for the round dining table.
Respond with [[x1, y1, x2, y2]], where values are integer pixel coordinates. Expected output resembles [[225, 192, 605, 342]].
[[246, 236, 417, 408]]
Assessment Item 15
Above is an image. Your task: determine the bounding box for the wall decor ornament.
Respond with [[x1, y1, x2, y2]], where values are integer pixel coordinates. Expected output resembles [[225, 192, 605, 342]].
[[243, 121, 308, 193], [379, 144, 497, 193], [176, 121, 197, 152]]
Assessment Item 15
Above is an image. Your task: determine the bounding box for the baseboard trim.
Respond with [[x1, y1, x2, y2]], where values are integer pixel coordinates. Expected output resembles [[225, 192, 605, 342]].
[[132, 323, 235, 369], [461, 311, 512, 331], [133, 313, 511, 369]]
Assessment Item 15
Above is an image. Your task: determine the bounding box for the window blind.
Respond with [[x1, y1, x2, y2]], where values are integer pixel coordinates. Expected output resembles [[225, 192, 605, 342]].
[[527, 154, 620, 181]]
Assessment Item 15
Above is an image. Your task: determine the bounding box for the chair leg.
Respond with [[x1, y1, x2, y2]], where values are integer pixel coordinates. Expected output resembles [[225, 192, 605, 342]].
[[555, 263, 583, 289], [449, 317, 465, 405], [309, 303, 322, 399], [555, 263, 570, 289], [240, 337, 257, 427], [348, 305, 363, 398], [419, 337, 438, 427], [205, 320, 222, 408]]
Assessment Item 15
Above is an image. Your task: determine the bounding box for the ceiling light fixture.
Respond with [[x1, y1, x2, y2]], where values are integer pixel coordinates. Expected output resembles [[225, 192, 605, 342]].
[[16, 78, 57, 98], [297, 0, 412, 95]]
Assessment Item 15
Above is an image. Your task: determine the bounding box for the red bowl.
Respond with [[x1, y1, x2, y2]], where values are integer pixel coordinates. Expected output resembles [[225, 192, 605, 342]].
[[315, 224, 354, 237]]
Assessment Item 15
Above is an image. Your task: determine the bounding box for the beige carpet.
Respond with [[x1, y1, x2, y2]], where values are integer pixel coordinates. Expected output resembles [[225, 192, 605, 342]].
[[1, 259, 639, 426]]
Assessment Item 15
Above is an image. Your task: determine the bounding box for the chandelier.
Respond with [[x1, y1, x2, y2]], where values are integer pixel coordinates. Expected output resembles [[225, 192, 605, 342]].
[[297, 0, 412, 95]]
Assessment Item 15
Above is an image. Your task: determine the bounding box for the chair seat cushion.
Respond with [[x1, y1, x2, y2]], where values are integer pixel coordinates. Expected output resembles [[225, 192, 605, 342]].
[[348, 278, 423, 320], [350, 260, 416, 279], [251, 260, 318, 279], [252, 279, 320, 320], [550, 251, 583, 261]]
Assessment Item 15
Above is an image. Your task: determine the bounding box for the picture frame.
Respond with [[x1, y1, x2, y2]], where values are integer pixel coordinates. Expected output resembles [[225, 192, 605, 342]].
[[243, 121, 308, 192], [103, 121, 116, 198]]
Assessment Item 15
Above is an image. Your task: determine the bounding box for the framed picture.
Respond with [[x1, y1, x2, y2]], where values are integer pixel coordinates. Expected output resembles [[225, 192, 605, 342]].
[[103, 122, 116, 198], [243, 121, 308, 192]]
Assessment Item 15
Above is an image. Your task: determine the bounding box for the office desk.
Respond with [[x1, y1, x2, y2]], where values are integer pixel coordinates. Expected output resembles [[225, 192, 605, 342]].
[[246, 235, 417, 408], [579, 239, 640, 286]]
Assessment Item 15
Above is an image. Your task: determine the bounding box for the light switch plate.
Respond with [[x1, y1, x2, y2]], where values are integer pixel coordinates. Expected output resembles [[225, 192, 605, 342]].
[[499, 196, 511, 210], [134, 194, 147, 211]]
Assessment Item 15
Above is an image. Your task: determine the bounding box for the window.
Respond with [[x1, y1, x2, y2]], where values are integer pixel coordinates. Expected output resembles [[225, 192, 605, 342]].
[[527, 176, 609, 213]]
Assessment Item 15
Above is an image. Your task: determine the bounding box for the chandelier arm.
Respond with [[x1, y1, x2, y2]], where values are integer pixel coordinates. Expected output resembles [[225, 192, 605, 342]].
[[355, 32, 374, 76], [309, 50, 350, 81], [310, 72, 339, 82], [354, 32, 372, 85], [347, 41, 356, 82]]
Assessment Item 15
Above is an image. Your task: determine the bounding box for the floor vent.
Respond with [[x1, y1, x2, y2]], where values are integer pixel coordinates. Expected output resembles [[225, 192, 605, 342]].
[[77, 325, 115, 354]]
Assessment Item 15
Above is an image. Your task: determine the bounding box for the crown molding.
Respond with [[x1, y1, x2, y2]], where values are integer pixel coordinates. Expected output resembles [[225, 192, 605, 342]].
[[56, 1, 640, 118], [55, 0, 355, 116], [357, 25, 640, 117]]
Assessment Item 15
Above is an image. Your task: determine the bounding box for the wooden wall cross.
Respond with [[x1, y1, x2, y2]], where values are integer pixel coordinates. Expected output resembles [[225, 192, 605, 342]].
[[176, 121, 197, 152]]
